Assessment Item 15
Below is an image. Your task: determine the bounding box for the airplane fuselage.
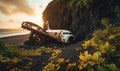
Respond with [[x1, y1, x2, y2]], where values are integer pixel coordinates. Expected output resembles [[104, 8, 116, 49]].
[[46, 30, 75, 43], [22, 21, 75, 44]]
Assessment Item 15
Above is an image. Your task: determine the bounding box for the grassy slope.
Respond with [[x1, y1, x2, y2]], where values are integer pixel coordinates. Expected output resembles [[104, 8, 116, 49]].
[[0, 26, 120, 71]]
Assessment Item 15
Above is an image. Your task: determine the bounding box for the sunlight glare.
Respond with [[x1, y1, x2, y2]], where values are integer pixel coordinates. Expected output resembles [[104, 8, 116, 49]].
[[11, 4, 44, 28]]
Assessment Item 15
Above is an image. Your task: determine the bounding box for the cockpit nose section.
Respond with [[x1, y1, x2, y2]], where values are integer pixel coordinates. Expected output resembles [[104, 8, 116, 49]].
[[68, 36, 75, 42]]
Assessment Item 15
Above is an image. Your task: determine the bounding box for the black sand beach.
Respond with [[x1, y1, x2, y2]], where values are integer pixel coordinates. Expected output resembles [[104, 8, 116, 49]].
[[0, 34, 29, 45]]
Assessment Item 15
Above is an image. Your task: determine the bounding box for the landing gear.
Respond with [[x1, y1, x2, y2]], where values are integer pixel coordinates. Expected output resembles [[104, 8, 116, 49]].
[[29, 33, 40, 43], [24, 32, 45, 46]]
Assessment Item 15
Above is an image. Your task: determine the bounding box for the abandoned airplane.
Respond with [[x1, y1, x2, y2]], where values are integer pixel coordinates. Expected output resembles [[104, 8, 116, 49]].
[[22, 21, 75, 44]]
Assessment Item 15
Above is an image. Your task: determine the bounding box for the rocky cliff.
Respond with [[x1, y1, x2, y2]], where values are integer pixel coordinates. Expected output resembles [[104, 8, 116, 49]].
[[43, 0, 120, 40]]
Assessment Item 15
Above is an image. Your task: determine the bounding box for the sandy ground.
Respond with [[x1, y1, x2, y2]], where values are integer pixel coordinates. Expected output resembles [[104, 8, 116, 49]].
[[0, 34, 84, 70], [0, 34, 29, 45]]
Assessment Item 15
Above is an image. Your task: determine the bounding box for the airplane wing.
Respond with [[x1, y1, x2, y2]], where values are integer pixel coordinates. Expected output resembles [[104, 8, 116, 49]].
[[21, 21, 57, 42]]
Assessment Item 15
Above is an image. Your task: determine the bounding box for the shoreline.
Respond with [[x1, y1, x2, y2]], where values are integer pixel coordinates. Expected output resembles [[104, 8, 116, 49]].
[[0, 32, 30, 38], [0, 34, 30, 45]]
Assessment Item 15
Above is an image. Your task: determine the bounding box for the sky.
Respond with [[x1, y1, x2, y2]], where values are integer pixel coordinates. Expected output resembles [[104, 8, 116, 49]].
[[0, 0, 52, 29]]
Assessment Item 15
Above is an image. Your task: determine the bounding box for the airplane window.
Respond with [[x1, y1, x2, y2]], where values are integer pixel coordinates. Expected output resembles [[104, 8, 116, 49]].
[[63, 32, 72, 34], [69, 33, 72, 34], [55, 32, 57, 35], [63, 39, 65, 41], [63, 32, 65, 34]]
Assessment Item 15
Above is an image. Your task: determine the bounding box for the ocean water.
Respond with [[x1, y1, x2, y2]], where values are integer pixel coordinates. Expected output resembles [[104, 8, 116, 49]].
[[0, 29, 30, 38]]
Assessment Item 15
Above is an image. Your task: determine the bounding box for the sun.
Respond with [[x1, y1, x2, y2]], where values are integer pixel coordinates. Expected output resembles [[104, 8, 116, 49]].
[[18, 5, 44, 28], [0, 0, 52, 29], [29, 6, 44, 28], [29, 15, 44, 28], [11, 14, 44, 28], [0, 1, 44, 28]]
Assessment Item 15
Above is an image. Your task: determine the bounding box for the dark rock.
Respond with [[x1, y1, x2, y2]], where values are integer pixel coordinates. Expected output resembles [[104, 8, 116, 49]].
[[43, 0, 120, 41]]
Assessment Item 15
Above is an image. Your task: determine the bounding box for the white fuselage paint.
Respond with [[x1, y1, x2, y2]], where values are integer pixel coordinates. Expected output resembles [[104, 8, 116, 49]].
[[45, 21, 75, 43], [46, 29, 75, 43]]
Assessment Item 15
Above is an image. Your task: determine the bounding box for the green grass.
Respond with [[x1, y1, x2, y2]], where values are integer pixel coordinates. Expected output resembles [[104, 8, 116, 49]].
[[0, 42, 56, 71], [0, 26, 120, 71]]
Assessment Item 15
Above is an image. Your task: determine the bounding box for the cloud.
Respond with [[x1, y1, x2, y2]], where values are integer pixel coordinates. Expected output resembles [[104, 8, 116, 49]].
[[40, 5, 44, 11], [0, 18, 20, 28], [0, 20, 3, 23], [0, 0, 35, 15], [9, 19, 15, 23], [40, 5, 43, 9], [0, 18, 16, 23]]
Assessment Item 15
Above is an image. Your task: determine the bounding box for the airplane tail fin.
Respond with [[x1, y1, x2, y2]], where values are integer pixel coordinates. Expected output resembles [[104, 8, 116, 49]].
[[46, 21, 50, 30]]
